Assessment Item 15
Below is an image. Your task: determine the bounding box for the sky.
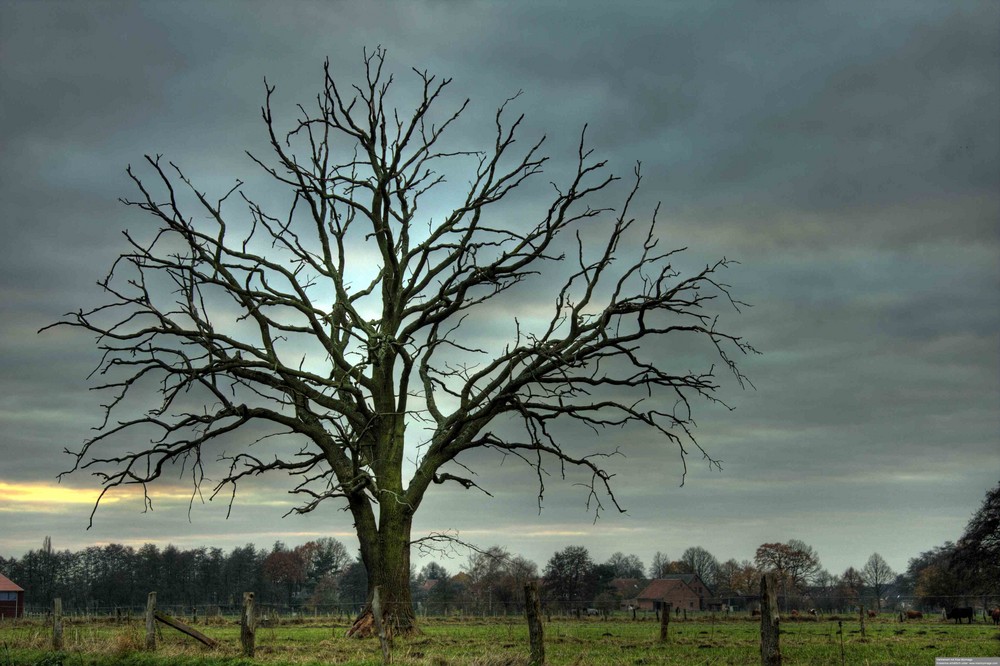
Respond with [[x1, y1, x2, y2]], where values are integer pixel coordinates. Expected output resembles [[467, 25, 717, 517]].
[[0, 0, 997, 581]]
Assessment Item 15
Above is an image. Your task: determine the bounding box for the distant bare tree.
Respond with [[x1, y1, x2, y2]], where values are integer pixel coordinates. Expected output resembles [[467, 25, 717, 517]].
[[46, 48, 753, 635], [605, 552, 645, 579], [860, 553, 895, 610], [755, 541, 822, 598], [681, 546, 720, 588], [839, 566, 864, 607], [648, 551, 672, 579]]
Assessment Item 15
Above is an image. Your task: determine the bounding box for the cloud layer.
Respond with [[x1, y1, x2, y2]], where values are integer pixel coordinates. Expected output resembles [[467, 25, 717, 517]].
[[0, 1, 997, 577]]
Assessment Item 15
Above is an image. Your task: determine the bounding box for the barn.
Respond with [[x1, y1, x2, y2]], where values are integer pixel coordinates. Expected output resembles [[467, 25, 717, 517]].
[[0, 573, 24, 618], [636, 579, 701, 612]]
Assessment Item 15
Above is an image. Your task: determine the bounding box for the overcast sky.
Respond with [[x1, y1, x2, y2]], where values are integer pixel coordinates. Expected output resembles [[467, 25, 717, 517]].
[[1, 0, 997, 580]]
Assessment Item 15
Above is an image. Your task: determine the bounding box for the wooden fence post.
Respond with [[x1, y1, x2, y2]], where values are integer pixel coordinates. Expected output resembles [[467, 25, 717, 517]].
[[760, 574, 781, 666], [241, 592, 256, 658], [859, 605, 866, 639], [52, 598, 63, 650], [659, 602, 671, 642], [524, 582, 545, 666], [371, 586, 392, 665], [145, 592, 156, 651]]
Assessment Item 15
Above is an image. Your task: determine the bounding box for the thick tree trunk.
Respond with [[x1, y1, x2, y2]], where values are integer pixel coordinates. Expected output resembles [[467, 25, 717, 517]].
[[347, 504, 419, 637]]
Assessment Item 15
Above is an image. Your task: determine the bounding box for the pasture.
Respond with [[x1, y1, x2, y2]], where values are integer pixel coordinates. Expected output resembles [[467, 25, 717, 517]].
[[1, 613, 998, 665]]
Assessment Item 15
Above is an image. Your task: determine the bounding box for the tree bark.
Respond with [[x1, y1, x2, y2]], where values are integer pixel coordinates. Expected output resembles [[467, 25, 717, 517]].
[[347, 501, 419, 637], [371, 586, 393, 664]]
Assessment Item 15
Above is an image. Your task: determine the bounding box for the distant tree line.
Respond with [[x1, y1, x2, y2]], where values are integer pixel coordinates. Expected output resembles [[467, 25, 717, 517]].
[[3, 482, 995, 614], [0, 538, 361, 612]]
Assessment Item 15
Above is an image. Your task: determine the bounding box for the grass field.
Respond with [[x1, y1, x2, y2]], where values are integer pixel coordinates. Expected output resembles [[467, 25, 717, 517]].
[[1, 614, 998, 665]]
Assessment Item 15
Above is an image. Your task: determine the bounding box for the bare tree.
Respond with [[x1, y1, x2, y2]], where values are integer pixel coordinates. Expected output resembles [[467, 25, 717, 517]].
[[605, 552, 645, 579], [755, 540, 822, 609], [648, 551, 672, 579], [45, 48, 753, 635], [839, 566, 865, 608], [681, 546, 720, 588], [860, 553, 895, 610]]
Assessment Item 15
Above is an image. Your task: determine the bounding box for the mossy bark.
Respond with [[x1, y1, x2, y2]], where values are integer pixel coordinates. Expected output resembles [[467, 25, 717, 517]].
[[346, 504, 418, 637]]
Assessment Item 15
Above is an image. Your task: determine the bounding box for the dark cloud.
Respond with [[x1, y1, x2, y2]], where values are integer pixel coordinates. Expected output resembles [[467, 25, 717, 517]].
[[0, 0, 997, 576]]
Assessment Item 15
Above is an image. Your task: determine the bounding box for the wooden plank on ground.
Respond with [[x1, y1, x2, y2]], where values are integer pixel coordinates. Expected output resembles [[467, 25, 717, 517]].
[[154, 610, 219, 648]]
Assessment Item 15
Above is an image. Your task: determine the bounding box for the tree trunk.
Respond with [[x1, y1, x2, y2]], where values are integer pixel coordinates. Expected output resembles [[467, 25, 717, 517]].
[[347, 504, 419, 637]]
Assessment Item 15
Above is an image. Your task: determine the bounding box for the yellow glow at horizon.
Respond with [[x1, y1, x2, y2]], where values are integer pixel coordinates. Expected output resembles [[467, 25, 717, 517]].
[[0, 482, 203, 509], [0, 482, 117, 506]]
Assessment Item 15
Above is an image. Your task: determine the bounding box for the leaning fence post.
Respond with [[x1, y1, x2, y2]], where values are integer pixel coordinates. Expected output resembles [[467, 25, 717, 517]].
[[52, 598, 63, 650], [659, 601, 671, 642], [241, 592, 256, 658], [524, 581, 545, 666], [371, 586, 392, 665], [145, 592, 157, 651], [760, 574, 781, 666]]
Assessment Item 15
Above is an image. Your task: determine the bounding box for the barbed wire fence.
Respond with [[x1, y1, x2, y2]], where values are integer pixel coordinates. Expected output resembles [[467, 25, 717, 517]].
[[10, 593, 1000, 623]]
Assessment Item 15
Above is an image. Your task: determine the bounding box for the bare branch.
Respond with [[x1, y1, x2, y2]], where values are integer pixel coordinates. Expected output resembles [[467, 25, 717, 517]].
[[46, 52, 751, 630]]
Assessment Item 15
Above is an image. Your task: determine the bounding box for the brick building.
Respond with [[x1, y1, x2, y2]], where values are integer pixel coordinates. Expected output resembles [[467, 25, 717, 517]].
[[0, 573, 24, 618], [636, 578, 701, 612]]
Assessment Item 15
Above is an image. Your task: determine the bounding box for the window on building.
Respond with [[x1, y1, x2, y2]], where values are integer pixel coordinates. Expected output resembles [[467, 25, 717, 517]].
[[0, 592, 16, 601]]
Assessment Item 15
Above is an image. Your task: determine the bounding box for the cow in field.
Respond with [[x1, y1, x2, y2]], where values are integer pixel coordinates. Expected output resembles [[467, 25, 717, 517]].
[[808, 609, 818, 618], [904, 610, 923, 620], [867, 610, 877, 619], [990, 607, 999, 626], [751, 609, 761, 617], [946, 607, 974, 624]]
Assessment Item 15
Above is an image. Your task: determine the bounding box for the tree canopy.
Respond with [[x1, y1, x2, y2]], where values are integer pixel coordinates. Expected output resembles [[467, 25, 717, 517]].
[[46, 48, 753, 634], [950, 480, 1000, 594]]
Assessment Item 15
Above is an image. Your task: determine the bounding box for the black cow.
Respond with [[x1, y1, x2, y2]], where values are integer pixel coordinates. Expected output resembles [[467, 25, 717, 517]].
[[946, 607, 974, 624]]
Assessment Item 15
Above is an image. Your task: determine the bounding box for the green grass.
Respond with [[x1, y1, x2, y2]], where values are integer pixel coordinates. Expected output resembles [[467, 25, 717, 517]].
[[1, 614, 998, 665]]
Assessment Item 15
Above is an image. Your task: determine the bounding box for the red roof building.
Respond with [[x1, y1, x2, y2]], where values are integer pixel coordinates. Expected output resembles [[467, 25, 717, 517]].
[[636, 578, 700, 612], [0, 573, 24, 618], [609, 578, 645, 609], [655, 573, 718, 610]]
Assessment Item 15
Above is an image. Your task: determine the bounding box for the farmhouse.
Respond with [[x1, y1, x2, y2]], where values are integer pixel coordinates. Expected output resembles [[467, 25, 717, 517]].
[[0, 573, 24, 618], [609, 578, 645, 609], [661, 573, 710, 600], [636, 578, 701, 612], [657, 573, 719, 611]]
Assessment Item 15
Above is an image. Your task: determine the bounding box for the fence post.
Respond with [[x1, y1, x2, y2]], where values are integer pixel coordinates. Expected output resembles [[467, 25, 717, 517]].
[[838, 620, 846, 665], [659, 601, 671, 642], [52, 598, 63, 650], [241, 592, 256, 658], [760, 574, 781, 666], [859, 605, 866, 639], [145, 592, 157, 651], [371, 586, 392, 665], [524, 582, 545, 666]]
